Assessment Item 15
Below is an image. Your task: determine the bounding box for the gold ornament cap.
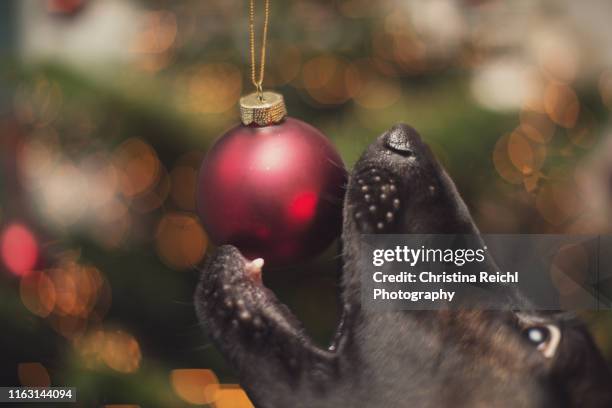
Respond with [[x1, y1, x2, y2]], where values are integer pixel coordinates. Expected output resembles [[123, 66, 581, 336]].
[[240, 91, 287, 126]]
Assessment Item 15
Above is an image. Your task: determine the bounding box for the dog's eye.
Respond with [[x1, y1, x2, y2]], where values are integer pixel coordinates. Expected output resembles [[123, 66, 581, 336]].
[[522, 325, 561, 358], [524, 326, 550, 345]]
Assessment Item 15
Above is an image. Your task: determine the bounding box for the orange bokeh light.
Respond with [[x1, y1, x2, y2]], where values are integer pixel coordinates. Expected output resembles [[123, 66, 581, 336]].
[[544, 82, 579, 128], [131, 11, 178, 55], [73, 328, 141, 372], [186, 63, 242, 114], [131, 10, 178, 73], [214, 385, 254, 408], [18, 363, 51, 387], [492, 134, 523, 185], [114, 138, 161, 198], [102, 330, 142, 374], [349, 60, 402, 110], [519, 110, 555, 144], [302, 55, 357, 105], [507, 128, 547, 175], [156, 213, 207, 270], [131, 165, 171, 213], [20, 271, 56, 318], [49, 263, 104, 319], [267, 43, 302, 87], [170, 369, 219, 405], [19, 256, 112, 339]]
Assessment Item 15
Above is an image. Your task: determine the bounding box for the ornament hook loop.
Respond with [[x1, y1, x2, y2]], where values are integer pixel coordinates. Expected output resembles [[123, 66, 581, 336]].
[[255, 83, 264, 101]]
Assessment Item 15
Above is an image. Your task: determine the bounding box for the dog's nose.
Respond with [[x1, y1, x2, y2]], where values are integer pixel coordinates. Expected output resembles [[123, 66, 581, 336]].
[[383, 124, 421, 156]]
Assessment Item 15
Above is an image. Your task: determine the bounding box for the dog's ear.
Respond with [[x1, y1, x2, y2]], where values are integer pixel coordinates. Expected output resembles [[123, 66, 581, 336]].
[[550, 318, 612, 407], [195, 245, 337, 407]]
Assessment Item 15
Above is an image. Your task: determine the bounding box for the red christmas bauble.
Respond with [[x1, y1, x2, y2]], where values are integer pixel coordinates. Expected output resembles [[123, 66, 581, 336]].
[[197, 117, 346, 266]]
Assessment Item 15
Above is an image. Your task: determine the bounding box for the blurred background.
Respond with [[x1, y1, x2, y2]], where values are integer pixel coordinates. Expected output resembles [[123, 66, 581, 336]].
[[2, 0, 612, 406]]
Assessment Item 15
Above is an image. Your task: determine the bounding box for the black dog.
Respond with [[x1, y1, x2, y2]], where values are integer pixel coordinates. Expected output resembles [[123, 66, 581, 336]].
[[195, 124, 612, 407]]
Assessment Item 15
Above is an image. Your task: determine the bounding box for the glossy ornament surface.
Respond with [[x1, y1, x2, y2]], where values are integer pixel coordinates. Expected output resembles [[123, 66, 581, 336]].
[[197, 117, 346, 265]]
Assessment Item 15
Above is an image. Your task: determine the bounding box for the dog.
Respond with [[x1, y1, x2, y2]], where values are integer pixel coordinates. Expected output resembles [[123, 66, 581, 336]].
[[195, 124, 612, 407]]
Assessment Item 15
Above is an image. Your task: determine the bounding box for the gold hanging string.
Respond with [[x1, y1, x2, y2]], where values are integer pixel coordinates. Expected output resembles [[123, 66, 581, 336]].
[[249, 0, 270, 100]]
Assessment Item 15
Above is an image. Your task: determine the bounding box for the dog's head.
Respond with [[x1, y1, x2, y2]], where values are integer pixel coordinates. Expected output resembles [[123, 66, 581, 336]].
[[341, 124, 612, 407]]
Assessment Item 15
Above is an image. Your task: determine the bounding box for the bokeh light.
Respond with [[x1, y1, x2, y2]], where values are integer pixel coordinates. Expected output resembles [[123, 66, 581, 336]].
[[75, 329, 107, 369], [185, 63, 242, 114], [18, 363, 51, 387], [568, 109, 597, 149], [1, 223, 39, 277], [91, 198, 131, 249], [544, 82, 580, 128], [351, 60, 401, 110], [18, 129, 62, 189], [50, 263, 104, 318], [532, 27, 579, 83], [170, 369, 219, 405], [19, 255, 112, 339], [102, 330, 142, 373], [114, 138, 161, 198], [49, 314, 88, 340], [492, 134, 523, 185], [81, 152, 119, 209], [155, 213, 207, 270], [131, 165, 170, 213], [519, 110, 555, 144], [523, 173, 541, 194], [76, 329, 142, 373], [302, 55, 356, 105], [471, 60, 537, 112], [131, 10, 178, 73], [374, 7, 429, 74], [131, 11, 177, 55], [214, 385, 254, 408], [507, 128, 547, 175], [20, 271, 56, 318], [41, 161, 89, 227]]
